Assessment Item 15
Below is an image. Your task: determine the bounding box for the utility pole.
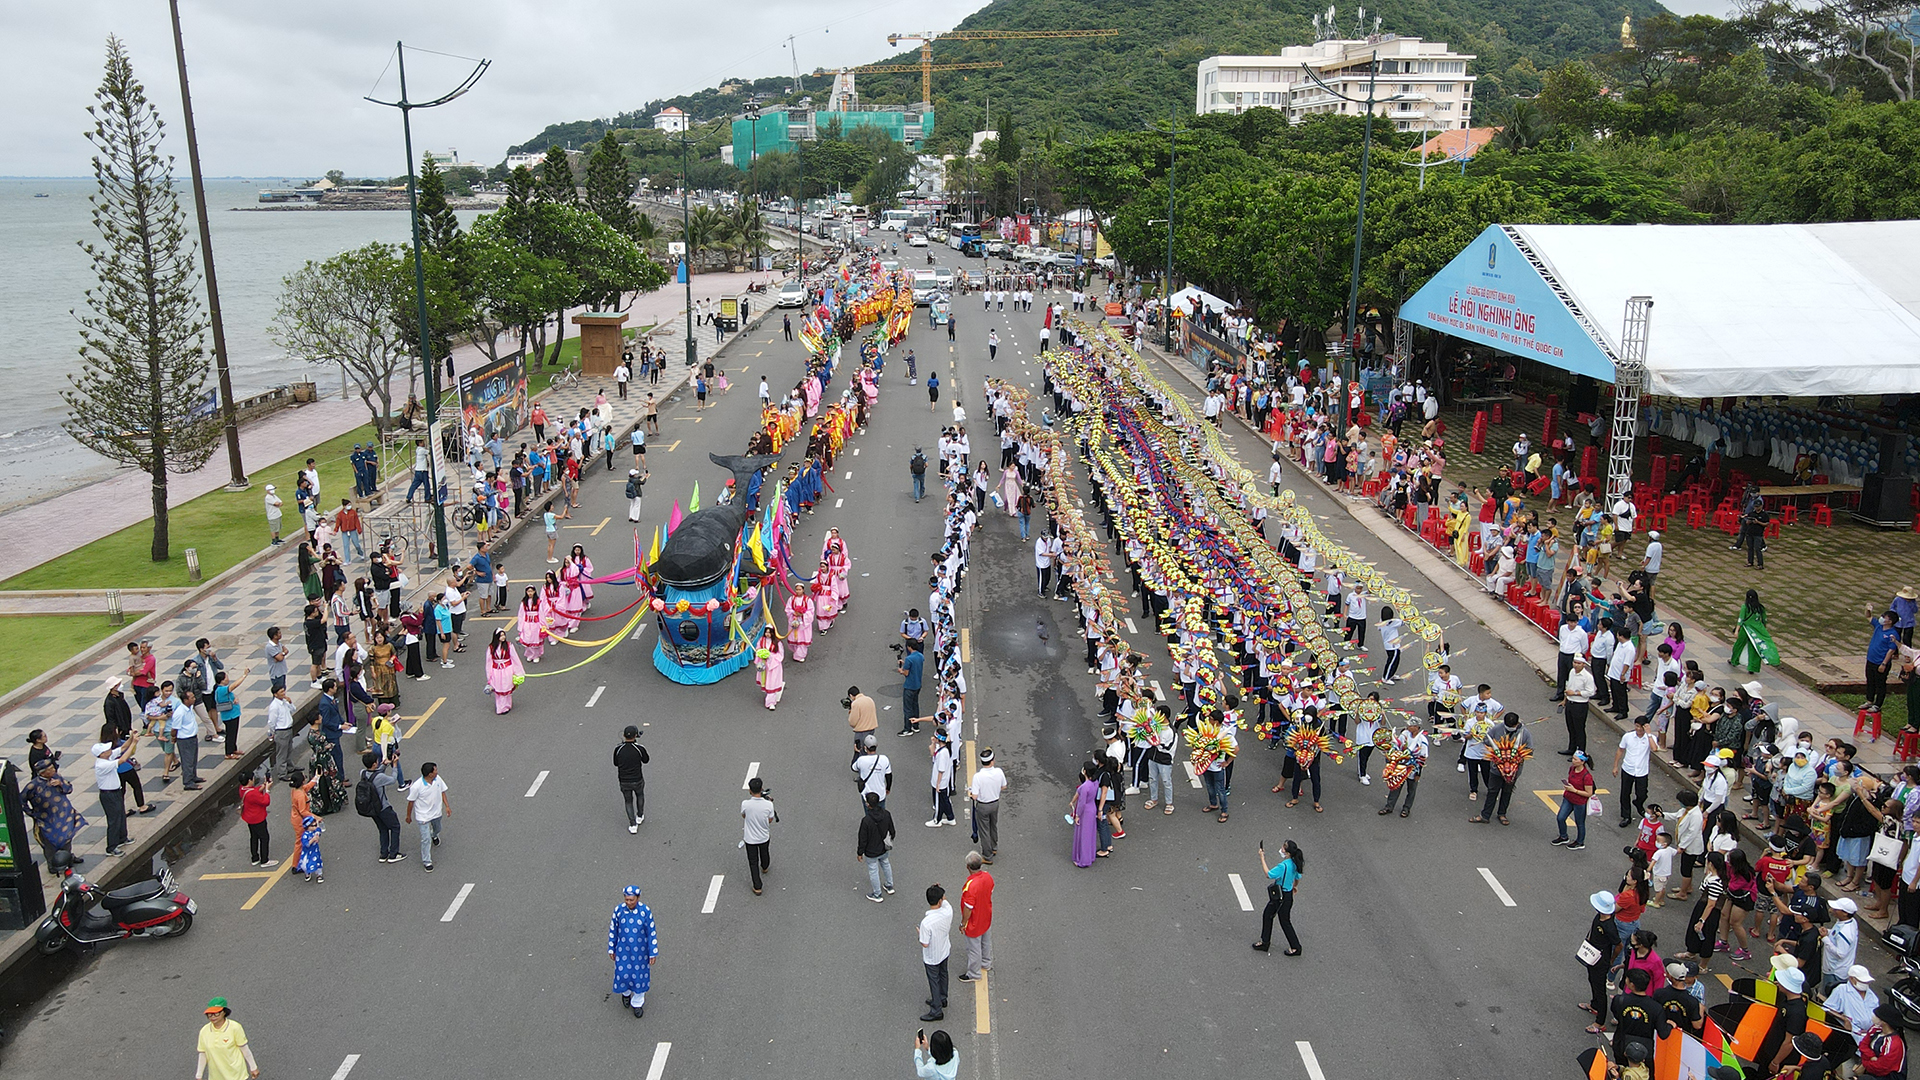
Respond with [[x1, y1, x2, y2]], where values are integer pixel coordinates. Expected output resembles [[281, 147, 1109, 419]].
[[745, 98, 762, 272], [167, 0, 245, 490], [365, 42, 488, 569], [680, 133, 698, 368]]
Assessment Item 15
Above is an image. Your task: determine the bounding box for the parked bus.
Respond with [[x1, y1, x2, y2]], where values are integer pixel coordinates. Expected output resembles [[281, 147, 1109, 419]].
[[948, 221, 981, 251], [880, 209, 914, 231]]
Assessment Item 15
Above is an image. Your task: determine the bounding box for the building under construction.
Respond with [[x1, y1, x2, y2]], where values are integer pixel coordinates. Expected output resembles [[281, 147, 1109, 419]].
[[729, 71, 933, 171]]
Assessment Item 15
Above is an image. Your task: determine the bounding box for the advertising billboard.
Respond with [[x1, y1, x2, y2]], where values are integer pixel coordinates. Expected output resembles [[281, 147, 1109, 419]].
[[458, 352, 529, 440]]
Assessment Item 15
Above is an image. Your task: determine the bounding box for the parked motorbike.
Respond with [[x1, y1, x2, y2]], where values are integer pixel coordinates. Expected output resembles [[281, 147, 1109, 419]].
[[1886, 924, 1920, 1029], [34, 854, 195, 954]]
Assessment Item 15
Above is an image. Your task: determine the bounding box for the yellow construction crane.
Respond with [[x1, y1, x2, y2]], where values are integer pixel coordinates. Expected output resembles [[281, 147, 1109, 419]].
[[885, 28, 1120, 105]]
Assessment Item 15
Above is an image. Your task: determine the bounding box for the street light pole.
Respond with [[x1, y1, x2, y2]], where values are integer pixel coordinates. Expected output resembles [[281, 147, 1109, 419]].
[[167, 0, 245, 490], [366, 42, 488, 570], [1300, 50, 1406, 429], [746, 99, 761, 272], [680, 133, 698, 368], [1163, 105, 1177, 348]]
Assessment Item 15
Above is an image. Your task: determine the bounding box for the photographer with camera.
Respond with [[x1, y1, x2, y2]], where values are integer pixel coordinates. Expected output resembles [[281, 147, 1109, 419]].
[[898, 638, 926, 737], [846, 686, 878, 751]]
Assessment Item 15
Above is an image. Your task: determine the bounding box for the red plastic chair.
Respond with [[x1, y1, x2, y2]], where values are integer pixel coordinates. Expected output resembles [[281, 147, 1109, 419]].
[[1814, 504, 1833, 527], [1856, 706, 1883, 743], [1650, 512, 1670, 531], [1687, 505, 1707, 529], [1896, 730, 1920, 761], [1469, 552, 1487, 575], [1779, 504, 1797, 525], [1765, 519, 1782, 539]]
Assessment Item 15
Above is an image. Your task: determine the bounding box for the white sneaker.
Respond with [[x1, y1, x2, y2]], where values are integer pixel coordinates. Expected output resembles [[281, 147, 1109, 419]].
[[1456, 763, 1467, 772], [1360, 775, 1372, 785], [417, 674, 431, 681], [628, 824, 639, 834], [1124, 786, 1140, 795], [926, 819, 943, 827]]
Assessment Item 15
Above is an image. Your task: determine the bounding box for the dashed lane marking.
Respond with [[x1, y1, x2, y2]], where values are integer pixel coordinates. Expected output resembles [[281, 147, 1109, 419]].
[[585, 685, 606, 708], [835, 498, 844, 508], [1478, 867, 1518, 907], [701, 874, 724, 914], [645, 1043, 671, 1080], [330, 1055, 361, 1080], [1297, 1042, 1328, 1080], [961, 627, 970, 664], [525, 771, 549, 798], [1149, 680, 1166, 702], [743, 762, 760, 790], [1182, 761, 1204, 789], [1125, 618, 1137, 634], [1227, 872, 1256, 912], [440, 882, 476, 922], [844, 470, 853, 480], [666, 440, 681, 452]]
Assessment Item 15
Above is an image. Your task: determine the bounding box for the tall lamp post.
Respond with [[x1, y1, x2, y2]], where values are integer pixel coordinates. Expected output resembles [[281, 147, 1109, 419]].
[[679, 133, 698, 368], [365, 42, 489, 569], [744, 98, 762, 272], [1298, 51, 1409, 426], [166, 0, 246, 490], [1161, 105, 1178, 348]]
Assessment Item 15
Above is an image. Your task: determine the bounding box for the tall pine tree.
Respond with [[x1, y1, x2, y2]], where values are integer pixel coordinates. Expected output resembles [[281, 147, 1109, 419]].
[[416, 154, 462, 253], [536, 145, 578, 204], [583, 132, 636, 237], [63, 36, 218, 563]]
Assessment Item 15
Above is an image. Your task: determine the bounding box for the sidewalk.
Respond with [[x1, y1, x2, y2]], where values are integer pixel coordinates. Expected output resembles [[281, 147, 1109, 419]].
[[0, 291, 770, 974], [0, 271, 779, 584]]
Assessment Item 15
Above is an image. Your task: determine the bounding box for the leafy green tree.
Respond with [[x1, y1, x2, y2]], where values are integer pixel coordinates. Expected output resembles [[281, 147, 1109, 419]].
[[470, 198, 663, 365], [1753, 98, 1920, 219], [1536, 61, 1619, 138], [1488, 98, 1560, 151], [325, 168, 346, 186], [1360, 173, 1552, 305], [537, 145, 578, 204], [270, 243, 414, 431], [63, 36, 218, 562]]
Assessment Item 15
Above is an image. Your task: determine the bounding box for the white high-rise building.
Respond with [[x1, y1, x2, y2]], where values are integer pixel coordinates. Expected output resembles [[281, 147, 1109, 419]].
[[1197, 36, 1475, 132]]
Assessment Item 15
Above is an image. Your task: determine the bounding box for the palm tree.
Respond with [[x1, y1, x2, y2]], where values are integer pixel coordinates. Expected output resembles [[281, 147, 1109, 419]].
[[730, 201, 767, 266], [631, 211, 659, 254], [679, 205, 732, 271], [1488, 99, 1556, 152]]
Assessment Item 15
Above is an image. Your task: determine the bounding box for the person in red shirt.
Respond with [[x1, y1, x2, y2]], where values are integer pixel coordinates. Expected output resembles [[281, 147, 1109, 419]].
[[238, 773, 275, 868], [1859, 1004, 1907, 1076], [960, 851, 993, 982], [128, 639, 158, 710]]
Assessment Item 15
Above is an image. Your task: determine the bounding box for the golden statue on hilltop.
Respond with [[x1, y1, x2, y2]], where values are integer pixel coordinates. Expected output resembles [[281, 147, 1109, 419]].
[[1620, 13, 1635, 48]]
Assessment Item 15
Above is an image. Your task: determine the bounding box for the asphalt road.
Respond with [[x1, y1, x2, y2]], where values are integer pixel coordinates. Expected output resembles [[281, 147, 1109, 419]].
[[3, 242, 1711, 1080]]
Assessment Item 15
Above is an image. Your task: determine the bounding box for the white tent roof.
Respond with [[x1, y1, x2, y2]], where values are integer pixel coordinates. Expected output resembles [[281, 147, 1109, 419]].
[[1512, 222, 1920, 397], [1169, 285, 1232, 315]]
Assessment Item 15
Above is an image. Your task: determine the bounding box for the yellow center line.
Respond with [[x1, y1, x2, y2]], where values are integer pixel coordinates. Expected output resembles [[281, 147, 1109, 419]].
[[960, 627, 970, 665], [240, 859, 293, 910], [590, 516, 611, 536], [666, 440, 682, 452], [1531, 787, 1610, 812], [198, 871, 276, 881], [975, 975, 991, 1034], [405, 696, 447, 739]]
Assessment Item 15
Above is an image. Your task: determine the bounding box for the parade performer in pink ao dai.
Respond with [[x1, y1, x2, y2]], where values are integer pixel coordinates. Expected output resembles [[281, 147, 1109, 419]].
[[812, 570, 839, 632], [785, 590, 815, 661], [485, 629, 526, 714], [754, 628, 785, 710], [823, 529, 852, 609], [516, 586, 549, 664], [541, 573, 574, 635], [565, 545, 596, 608]]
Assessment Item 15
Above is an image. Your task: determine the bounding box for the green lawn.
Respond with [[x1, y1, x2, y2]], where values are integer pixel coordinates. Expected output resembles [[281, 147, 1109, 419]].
[[0, 425, 378, 592], [0, 612, 149, 696], [524, 326, 654, 397]]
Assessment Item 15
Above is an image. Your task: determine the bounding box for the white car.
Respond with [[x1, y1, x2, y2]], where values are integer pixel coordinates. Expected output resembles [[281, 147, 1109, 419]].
[[880, 259, 901, 275], [906, 233, 929, 247], [928, 228, 949, 243], [776, 280, 807, 308], [933, 267, 954, 290], [911, 269, 937, 305]]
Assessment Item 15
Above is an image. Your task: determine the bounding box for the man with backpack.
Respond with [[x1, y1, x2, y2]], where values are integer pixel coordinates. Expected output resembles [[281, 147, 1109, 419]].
[[615, 725, 650, 834], [354, 750, 405, 864], [909, 448, 928, 502]]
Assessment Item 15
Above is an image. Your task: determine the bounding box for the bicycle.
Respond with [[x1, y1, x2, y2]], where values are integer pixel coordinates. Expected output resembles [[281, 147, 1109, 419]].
[[448, 503, 477, 532], [374, 529, 409, 568], [552, 366, 582, 389]]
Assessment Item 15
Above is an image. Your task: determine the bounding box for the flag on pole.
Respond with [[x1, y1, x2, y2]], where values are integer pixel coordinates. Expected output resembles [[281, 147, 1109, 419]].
[[648, 526, 661, 566], [667, 501, 683, 536], [689, 481, 701, 514]]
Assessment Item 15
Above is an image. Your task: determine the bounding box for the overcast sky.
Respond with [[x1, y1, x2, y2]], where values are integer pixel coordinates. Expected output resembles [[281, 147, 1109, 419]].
[[2, 0, 990, 177]]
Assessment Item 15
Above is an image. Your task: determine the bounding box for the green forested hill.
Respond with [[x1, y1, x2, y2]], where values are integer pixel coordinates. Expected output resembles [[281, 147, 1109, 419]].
[[507, 0, 1668, 159]]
